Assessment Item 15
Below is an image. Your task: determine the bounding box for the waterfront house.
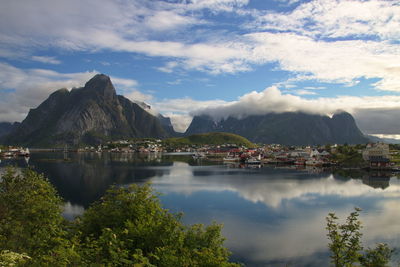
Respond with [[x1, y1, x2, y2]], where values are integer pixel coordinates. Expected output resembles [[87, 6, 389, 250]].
[[362, 143, 391, 169]]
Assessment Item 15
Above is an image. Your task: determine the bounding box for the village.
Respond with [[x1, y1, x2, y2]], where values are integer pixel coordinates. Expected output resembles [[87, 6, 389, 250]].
[[1, 140, 399, 171]]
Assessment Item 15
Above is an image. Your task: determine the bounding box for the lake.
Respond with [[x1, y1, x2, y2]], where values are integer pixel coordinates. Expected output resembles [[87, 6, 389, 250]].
[[1, 152, 399, 266]]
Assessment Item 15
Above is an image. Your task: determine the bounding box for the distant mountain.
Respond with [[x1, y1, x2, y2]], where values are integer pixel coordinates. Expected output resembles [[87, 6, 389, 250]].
[[185, 112, 369, 145], [367, 135, 400, 144], [3, 74, 177, 146], [164, 132, 256, 147]]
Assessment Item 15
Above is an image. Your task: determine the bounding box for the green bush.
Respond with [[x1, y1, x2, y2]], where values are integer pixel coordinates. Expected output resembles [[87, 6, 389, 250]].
[[326, 208, 393, 267]]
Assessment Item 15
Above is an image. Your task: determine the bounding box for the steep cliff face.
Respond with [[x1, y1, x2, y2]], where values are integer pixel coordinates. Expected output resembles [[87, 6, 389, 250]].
[[185, 112, 369, 145], [5, 74, 176, 146]]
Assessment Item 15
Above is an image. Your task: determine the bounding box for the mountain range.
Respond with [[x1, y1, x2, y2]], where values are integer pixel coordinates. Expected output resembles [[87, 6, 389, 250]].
[[185, 112, 369, 145], [1, 74, 370, 146]]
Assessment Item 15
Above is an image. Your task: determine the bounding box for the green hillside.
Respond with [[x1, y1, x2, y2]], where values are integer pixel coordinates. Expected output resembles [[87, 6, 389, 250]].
[[163, 132, 256, 147]]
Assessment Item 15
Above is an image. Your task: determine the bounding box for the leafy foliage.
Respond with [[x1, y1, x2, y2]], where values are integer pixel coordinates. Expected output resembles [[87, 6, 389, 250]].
[[326, 208, 393, 267], [76, 184, 240, 266], [0, 167, 81, 266], [360, 243, 392, 267], [164, 132, 256, 148], [0, 250, 30, 267], [330, 145, 367, 167], [0, 168, 240, 266]]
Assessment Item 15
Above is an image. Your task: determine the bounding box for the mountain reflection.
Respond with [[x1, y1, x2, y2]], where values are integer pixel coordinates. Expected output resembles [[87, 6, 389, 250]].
[[30, 152, 173, 207]]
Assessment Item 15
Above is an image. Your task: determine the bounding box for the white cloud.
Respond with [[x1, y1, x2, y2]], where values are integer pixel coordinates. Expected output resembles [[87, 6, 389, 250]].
[[370, 134, 400, 141], [111, 77, 139, 88], [167, 79, 183, 85], [303, 86, 326, 90], [185, 0, 249, 11], [254, 0, 400, 40], [273, 0, 302, 6], [124, 90, 154, 103], [31, 55, 61, 64], [144, 10, 200, 31], [164, 113, 194, 133], [157, 61, 179, 73], [294, 89, 317, 95]]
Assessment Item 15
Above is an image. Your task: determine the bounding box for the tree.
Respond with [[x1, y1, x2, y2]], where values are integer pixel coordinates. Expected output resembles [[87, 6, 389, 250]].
[[76, 183, 240, 267], [0, 168, 81, 266], [326, 208, 392, 267]]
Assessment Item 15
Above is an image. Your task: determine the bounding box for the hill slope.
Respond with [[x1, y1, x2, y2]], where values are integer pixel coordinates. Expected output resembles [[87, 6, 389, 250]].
[[164, 132, 256, 147]]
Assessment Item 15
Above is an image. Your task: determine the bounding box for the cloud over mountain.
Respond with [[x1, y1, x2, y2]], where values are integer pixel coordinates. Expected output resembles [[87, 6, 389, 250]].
[[189, 86, 400, 130]]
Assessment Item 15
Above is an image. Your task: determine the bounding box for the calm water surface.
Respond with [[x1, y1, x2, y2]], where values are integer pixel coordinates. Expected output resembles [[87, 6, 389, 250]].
[[1, 152, 399, 266]]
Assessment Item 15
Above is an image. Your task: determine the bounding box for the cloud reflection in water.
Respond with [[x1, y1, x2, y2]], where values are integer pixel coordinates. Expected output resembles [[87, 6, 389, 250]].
[[149, 162, 400, 266]]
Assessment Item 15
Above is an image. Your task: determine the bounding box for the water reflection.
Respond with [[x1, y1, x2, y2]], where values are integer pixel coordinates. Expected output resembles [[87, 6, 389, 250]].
[[30, 152, 173, 207], [0, 153, 399, 266], [148, 163, 400, 266]]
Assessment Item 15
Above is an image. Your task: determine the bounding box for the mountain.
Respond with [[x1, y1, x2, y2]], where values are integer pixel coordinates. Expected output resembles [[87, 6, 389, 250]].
[[3, 74, 176, 146], [0, 122, 19, 138], [185, 112, 369, 145]]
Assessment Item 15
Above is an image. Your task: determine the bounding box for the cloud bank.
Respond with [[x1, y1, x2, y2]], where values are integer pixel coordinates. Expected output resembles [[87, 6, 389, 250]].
[[192, 86, 400, 119]]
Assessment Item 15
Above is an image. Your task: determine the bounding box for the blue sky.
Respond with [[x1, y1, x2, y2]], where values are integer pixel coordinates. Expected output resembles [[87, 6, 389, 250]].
[[0, 0, 400, 136]]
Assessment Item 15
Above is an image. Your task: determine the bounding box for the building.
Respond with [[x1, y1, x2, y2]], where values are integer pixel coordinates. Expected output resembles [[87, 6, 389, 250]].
[[362, 143, 391, 169]]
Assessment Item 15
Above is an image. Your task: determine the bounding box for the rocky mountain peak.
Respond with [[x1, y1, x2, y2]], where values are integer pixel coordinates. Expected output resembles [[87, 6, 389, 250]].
[[83, 74, 116, 100]]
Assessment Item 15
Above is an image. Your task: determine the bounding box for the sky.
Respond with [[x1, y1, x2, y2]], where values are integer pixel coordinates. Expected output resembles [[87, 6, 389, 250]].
[[0, 0, 399, 137]]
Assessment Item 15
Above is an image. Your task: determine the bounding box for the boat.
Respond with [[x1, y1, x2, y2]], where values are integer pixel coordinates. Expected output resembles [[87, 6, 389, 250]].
[[294, 158, 306, 165], [245, 156, 261, 164], [3, 151, 14, 158], [18, 148, 30, 157], [305, 159, 323, 166], [192, 152, 207, 160], [223, 156, 240, 162]]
